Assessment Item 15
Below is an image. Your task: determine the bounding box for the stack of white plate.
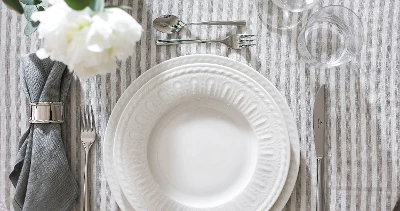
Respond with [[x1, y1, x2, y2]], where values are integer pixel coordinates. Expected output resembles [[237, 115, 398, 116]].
[[103, 55, 300, 211]]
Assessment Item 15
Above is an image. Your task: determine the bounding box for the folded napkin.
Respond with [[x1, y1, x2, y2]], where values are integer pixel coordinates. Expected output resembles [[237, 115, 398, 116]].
[[9, 54, 78, 211]]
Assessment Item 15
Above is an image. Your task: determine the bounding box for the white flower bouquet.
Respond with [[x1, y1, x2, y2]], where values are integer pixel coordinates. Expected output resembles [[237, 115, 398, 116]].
[[2, 0, 143, 77]]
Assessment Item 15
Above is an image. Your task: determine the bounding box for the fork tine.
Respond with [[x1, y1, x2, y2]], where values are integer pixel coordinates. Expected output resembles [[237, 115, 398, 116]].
[[239, 35, 256, 42], [86, 106, 91, 131], [239, 39, 256, 42], [90, 106, 95, 131], [242, 43, 257, 46], [239, 43, 257, 48], [239, 40, 256, 45], [86, 106, 90, 131], [85, 105, 90, 131], [81, 107, 86, 130], [239, 34, 256, 38]]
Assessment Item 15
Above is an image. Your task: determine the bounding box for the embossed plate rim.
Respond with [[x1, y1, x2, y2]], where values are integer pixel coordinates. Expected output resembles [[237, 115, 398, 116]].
[[114, 63, 290, 210]]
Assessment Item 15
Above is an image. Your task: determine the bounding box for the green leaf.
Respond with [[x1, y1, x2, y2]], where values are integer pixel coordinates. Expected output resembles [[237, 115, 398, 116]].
[[21, 0, 42, 5], [23, 5, 41, 35], [65, 0, 92, 10], [89, 0, 104, 12], [24, 21, 39, 35], [2, 0, 24, 14], [104, 5, 132, 10], [23, 5, 37, 21]]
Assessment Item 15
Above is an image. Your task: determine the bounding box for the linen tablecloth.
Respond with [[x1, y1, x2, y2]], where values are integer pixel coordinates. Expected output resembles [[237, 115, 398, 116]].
[[0, 0, 399, 210]]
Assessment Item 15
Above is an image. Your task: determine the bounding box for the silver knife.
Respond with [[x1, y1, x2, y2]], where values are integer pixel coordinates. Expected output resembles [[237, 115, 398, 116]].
[[314, 85, 325, 211]]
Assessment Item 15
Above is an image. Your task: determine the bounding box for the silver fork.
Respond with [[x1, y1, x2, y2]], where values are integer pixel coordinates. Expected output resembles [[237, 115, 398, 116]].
[[81, 105, 96, 211], [156, 34, 256, 49]]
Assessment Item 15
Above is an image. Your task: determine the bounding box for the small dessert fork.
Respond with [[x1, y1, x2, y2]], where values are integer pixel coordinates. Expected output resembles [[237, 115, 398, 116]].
[[81, 105, 96, 211], [156, 34, 256, 49]]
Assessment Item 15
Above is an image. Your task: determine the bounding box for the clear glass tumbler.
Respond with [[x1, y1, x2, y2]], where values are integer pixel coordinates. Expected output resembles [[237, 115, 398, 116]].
[[297, 5, 364, 68]]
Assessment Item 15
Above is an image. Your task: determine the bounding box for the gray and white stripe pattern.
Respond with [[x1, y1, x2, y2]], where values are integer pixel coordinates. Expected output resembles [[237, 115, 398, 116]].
[[0, 0, 399, 210]]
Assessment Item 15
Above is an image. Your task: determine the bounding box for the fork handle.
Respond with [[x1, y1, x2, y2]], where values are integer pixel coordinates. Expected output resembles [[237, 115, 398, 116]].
[[83, 150, 90, 211], [156, 39, 220, 45], [188, 20, 246, 26]]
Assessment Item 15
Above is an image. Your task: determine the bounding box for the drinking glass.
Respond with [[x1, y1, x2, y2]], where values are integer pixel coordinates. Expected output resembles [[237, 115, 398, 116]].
[[259, 0, 320, 30], [297, 6, 363, 68]]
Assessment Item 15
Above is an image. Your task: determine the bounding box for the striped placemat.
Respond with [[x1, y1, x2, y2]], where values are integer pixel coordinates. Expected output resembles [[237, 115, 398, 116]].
[[0, 0, 399, 210]]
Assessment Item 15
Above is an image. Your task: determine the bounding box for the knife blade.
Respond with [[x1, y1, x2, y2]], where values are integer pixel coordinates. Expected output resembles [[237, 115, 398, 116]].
[[313, 85, 325, 211], [314, 85, 325, 157]]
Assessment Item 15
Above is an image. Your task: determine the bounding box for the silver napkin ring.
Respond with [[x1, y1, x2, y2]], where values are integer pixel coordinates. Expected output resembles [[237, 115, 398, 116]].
[[30, 102, 64, 123]]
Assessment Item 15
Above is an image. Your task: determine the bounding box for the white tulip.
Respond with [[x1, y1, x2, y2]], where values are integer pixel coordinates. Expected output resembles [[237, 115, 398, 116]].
[[31, 2, 143, 78]]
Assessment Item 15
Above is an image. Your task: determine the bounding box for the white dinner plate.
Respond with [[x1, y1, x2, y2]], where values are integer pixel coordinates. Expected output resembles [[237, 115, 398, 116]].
[[113, 63, 291, 210], [103, 55, 300, 211]]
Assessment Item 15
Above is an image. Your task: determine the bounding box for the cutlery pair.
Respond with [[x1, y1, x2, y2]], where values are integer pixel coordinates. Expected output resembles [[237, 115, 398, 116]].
[[153, 15, 255, 49]]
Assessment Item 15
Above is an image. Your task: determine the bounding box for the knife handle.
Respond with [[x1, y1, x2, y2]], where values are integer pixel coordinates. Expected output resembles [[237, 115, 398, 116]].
[[317, 156, 324, 211]]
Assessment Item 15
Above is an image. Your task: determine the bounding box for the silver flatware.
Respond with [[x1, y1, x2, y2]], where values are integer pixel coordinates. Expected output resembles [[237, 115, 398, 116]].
[[153, 15, 246, 34], [156, 34, 256, 49], [81, 105, 96, 211], [313, 85, 326, 211]]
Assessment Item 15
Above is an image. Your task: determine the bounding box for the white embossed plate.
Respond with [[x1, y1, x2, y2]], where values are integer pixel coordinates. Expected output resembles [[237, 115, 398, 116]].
[[103, 54, 300, 211], [113, 63, 291, 210]]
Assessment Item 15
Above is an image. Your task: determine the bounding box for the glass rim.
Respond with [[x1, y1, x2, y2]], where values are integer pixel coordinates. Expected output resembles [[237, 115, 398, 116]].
[[272, 0, 321, 12], [304, 5, 363, 30]]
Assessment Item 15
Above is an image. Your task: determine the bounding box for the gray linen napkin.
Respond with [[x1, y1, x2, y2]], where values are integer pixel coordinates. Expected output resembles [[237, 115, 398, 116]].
[[9, 53, 78, 211]]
